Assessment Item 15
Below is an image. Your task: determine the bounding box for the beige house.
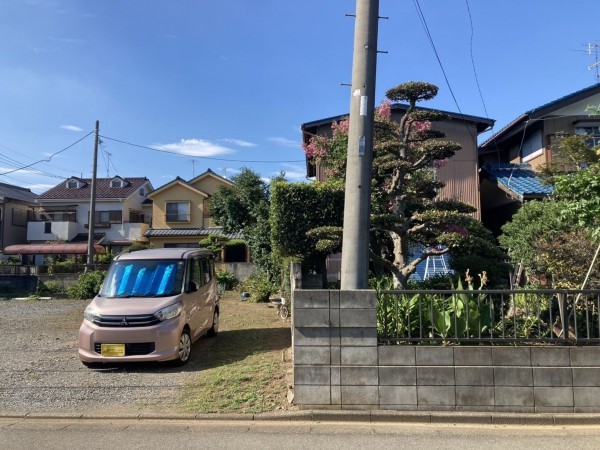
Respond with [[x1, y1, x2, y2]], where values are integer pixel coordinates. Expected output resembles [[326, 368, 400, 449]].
[[144, 169, 248, 262], [302, 104, 494, 220]]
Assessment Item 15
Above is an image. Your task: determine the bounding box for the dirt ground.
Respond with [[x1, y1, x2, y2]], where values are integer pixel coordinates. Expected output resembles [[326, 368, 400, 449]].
[[0, 291, 295, 415]]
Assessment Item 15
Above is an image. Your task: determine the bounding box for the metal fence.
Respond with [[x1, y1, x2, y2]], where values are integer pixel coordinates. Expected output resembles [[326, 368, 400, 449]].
[[378, 289, 600, 345]]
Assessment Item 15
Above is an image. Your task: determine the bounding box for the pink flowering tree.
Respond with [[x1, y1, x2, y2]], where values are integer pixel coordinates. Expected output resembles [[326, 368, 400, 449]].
[[304, 81, 506, 288]]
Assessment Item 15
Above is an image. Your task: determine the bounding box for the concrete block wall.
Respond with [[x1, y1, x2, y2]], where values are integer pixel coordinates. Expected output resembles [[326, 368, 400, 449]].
[[292, 289, 600, 412]]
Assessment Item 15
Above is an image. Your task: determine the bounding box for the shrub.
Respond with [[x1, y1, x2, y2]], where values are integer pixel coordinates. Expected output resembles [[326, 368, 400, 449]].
[[38, 279, 66, 295], [49, 260, 78, 274], [216, 269, 238, 291], [67, 271, 106, 300], [238, 271, 276, 303]]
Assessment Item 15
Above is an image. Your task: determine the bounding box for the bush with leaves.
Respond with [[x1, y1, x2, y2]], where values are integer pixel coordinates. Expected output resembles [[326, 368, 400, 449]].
[[67, 271, 106, 300], [238, 271, 276, 303], [38, 279, 66, 295], [216, 269, 238, 291]]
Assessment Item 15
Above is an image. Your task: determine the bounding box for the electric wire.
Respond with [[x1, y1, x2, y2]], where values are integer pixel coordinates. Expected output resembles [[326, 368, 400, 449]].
[[0, 131, 94, 176], [99, 135, 305, 163], [412, 0, 462, 114], [464, 0, 489, 119]]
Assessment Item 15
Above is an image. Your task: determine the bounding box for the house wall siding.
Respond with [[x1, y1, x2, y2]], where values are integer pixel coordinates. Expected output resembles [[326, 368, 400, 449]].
[[149, 184, 206, 229], [311, 116, 482, 219]]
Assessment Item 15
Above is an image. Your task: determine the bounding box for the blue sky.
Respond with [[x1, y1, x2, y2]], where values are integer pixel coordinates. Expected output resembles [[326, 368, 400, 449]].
[[1, 0, 599, 194]]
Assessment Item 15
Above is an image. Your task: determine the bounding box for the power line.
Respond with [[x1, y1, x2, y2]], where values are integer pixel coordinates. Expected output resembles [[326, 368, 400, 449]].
[[464, 0, 489, 118], [99, 135, 305, 163], [412, 0, 462, 114], [0, 131, 94, 176]]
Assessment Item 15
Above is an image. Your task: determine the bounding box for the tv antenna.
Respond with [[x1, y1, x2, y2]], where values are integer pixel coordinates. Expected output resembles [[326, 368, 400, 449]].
[[587, 43, 600, 83]]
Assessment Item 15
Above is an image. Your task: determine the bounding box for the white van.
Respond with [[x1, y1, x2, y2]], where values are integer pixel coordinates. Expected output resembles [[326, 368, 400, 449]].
[[78, 248, 219, 366]]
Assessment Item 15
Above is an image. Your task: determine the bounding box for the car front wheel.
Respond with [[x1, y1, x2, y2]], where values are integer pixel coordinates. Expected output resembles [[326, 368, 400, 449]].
[[174, 329, 191, 366]]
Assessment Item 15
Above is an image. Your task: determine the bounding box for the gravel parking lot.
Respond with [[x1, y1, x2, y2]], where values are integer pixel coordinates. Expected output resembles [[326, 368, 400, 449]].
[[0, 297, 254, 415]]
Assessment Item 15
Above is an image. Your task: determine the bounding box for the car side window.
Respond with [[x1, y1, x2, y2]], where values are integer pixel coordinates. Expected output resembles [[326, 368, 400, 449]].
[[200, 257, 211, 284], [190, 257, 202, 287]]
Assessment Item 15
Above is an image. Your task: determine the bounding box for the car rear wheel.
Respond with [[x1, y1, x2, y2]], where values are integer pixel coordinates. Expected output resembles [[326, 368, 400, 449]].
[[174, 329, 192, 366], [206, 310, 219, 337]]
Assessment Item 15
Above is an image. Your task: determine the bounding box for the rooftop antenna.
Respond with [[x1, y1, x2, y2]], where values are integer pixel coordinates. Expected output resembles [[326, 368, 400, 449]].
[[587, 43, 600, 83], [192, 159, 196, 178]]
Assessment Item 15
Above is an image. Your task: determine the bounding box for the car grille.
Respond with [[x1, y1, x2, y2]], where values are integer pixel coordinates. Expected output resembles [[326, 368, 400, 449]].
[[92, 314, 161, 327], [94, 342, 156, 355]]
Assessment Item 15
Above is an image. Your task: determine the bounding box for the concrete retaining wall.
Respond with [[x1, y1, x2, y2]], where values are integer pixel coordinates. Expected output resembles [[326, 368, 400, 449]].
[[292, 289, 600, 412]]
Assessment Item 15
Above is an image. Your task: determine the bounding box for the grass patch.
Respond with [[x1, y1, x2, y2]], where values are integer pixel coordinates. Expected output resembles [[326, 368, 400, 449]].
[[178, 291, 292, 414]]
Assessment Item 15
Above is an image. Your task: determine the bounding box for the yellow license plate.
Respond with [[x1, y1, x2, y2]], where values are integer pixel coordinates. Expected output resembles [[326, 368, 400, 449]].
[[101, 343, 125, 357]]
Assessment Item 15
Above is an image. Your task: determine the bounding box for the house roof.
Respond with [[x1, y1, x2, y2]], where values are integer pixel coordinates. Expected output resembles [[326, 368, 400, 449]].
[[0, 182, 38, 204], [37, 177, 151, 201], [4, 243, 105, 255], [187, 168, 234, 187], [480, 163, 553, 201], [480, 84, 600, 149], [144, 227, 243, 240], [301, 103, 495, 134], [148, 176, 209, 199]]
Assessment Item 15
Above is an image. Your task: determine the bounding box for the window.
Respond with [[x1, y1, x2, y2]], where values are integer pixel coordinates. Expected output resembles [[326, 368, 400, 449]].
[[86, 210, 122, 228], [12, 208, 28, 227], [575, 124, 600, 148], [139, 188, 145, 196], [44, 222, 52, 234], [165, 202, 190, 222], [188, 256, 213, 288], [67, 180, 79, 189], [110, 179, 123, 188]]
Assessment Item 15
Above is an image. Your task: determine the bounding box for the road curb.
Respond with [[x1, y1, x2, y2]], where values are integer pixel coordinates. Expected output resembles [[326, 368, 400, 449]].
[[3, 411, 600, 425]]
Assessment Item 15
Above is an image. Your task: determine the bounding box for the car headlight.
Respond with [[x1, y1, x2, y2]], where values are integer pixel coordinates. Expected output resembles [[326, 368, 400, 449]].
[[83, 306, 100, 323], [154, 303, 183, 321]]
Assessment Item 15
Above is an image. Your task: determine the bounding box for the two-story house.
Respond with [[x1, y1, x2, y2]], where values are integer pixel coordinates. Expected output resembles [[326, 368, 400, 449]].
[[0, 182, 38, 256], [478, 83, 600, 235], [302, 104, 494, 281], [303, 103, 495, 220], [144, 169, 248, 262], [4, 176, 153, 263]]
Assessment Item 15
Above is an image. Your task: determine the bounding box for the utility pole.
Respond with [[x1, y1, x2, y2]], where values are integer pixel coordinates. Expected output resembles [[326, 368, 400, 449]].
[[340, 0, 380, 290], [86, 120, 99, 270]]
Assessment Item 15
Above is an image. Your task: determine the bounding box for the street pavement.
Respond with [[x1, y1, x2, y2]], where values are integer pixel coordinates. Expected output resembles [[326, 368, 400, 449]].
[[2, 416, 600, 449]]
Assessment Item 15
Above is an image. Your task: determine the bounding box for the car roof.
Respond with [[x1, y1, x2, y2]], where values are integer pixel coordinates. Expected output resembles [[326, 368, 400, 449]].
[[113, 248, 213, 261]]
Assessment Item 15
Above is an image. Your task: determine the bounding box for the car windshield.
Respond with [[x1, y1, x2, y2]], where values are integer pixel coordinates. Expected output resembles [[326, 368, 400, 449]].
[[100, 259, 185, 298]]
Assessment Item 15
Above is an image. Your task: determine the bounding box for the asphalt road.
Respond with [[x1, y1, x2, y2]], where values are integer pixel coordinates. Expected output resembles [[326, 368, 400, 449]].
[[2, 418, 600, 449]]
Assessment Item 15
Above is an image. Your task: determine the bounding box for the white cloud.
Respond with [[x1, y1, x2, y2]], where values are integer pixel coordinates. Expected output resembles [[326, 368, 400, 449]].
[[28, 183, 55, 194], [277, 163, 307, 181], [268, 137, 300, 148], [60, 125, 83, 132], [219, 138, 257, 148], [152, 139, 234, 157]]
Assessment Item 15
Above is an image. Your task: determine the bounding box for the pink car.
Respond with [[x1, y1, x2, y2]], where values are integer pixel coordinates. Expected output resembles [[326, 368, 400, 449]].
[[78, 248, 219, 366]]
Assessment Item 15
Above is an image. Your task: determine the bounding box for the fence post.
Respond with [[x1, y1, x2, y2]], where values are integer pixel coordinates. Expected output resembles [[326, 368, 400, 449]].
[[558, 292, 570, 341]]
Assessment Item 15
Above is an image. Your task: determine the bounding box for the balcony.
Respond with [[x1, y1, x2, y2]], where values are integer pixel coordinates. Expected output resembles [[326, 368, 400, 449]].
[[27, 221, 79, 242]]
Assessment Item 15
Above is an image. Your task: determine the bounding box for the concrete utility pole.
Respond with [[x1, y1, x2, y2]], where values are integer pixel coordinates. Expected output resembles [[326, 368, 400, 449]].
[[340, 0, 380, 290], [86, 120, 99, 269]]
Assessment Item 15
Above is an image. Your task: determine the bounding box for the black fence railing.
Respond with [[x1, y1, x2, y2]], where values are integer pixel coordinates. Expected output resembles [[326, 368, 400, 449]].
[[378, 289, 600, 345]]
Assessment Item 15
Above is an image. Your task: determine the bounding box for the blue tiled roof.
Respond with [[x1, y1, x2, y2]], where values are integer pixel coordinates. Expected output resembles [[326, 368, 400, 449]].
[[481, 163, 553, 200]]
